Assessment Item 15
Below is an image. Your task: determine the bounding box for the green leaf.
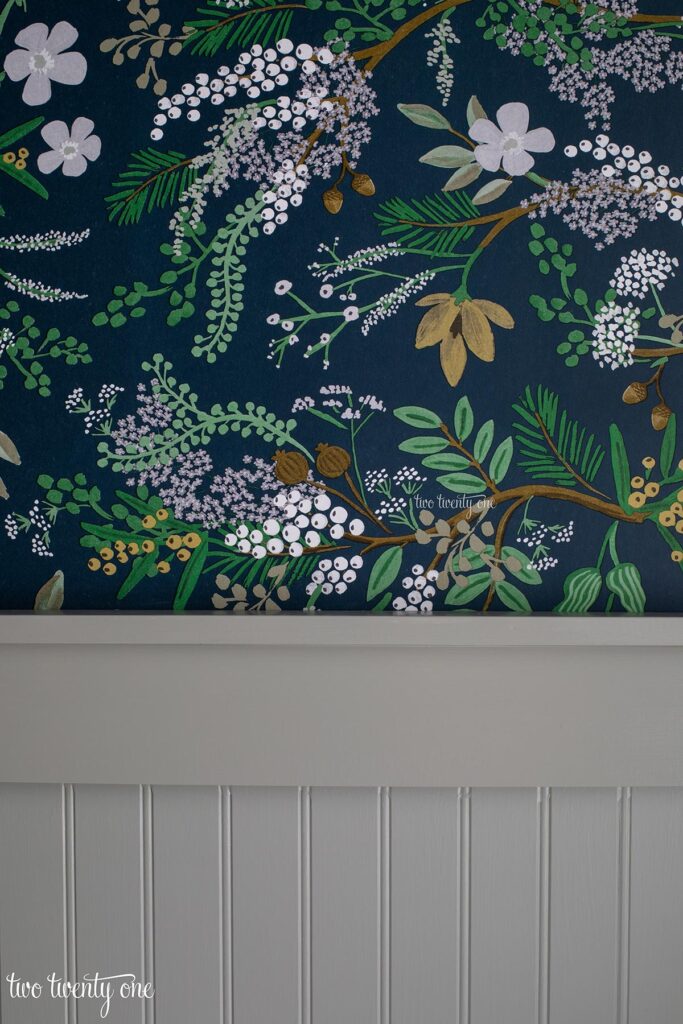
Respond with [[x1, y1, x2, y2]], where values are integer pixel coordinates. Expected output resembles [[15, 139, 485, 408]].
[[444, 571, 490, 606], [496, 580, 531, 613], [660, 413, 677, 478], [394, 405, 442, 429], [0, 158, 48, 200], [397, 102, 451, 130], [374, 191, 478, 256], [398, 436, 449, 455], [472, 178, 512, 206], [437, 472, 484, 494], [501, 546, 542, 585], [106, 148, 199, 226], [454, 396, 474, 441], [489, 437, 513, 484], [605, 563, 645, 614], [418, 145, 474, 168], [0, 117, 44, 150], [367, 547, 404, 602], [513, 385, 605, 487], [117, 551, 158, 601], [609, 424, 631, 512], [473, 420, 494, 463], [443, 162, 482, 192], [173, 538, 208, 610], [554, 567, 602, 614], [33, 570, 64, 612], [422, 452, 471, 471], [466, 95, 487, 127]]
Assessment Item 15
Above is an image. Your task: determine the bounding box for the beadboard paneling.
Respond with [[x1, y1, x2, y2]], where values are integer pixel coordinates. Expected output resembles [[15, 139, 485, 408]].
[[1, 786, 683, 1023]]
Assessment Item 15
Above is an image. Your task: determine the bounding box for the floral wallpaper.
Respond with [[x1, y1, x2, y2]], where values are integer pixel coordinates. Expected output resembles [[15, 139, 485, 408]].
[[0, 0, 682, 614]]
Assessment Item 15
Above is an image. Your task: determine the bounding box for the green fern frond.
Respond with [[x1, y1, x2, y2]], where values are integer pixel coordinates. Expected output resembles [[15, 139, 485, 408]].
[[184, 3, 296, 57], [512, 385, 606, 487], [105, 149, 198, 227], [374, 191, 478, 255]]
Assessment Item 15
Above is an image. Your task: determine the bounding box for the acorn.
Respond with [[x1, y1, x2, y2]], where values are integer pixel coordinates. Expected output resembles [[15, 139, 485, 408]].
[[351, 172, 375, 197], [272, 449, 310, 485], [315, 443, 351, 478], [322, 186, 343, 215], [652, 403, 672, 431], [622, 381, 648, 405]]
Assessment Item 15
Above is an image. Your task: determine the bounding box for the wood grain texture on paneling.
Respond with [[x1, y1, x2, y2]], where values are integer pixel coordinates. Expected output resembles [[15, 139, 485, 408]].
[[2, 785, 683, 1024]]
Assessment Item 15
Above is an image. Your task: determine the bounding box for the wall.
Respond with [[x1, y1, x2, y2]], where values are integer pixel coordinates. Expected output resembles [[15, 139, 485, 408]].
[[1, 785, 683, 1023]]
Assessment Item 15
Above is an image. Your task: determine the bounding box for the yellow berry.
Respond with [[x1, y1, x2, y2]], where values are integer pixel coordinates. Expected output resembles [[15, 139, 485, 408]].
[[166, 534, 182, 550], [2, 151, 15, 164], [630, 475, 644, 489], [87, 557, 101, 572], [141, 514, 156, 529], [177, 548, 191, 562], [677, 490, 683, 503], [627, 491, 645, 509], [679, 459, 683, 471], [114, 539, 126, 552], [676, 521, 683, 535], [660, 511, 676, 527], [128, 541, 140, 555], [642, 457, 656, 469], [156, 508, 169, 521], [672, 502, 683, 515], [17, 147, 28, 159], [157, 560, 171, 574], [141, 539, 155, 553], [103, 562, 117, 576], [183, 532, 201, 549], [644, 482, 660, 498], [100, 547, 114, 561], [672, 551, 683, 563], [116, 552, 129, 564], [14, 158, 26, 170]]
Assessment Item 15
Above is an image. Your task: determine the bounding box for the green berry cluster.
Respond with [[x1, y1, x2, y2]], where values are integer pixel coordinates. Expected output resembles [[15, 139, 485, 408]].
[[0, 301, 91, 397]]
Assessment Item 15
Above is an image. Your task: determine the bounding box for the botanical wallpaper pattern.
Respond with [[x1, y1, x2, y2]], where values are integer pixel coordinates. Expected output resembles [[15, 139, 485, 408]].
[[0, 0, 682, 613]]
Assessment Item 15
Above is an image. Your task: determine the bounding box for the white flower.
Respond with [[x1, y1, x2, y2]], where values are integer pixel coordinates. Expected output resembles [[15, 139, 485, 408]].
[[4, 22, 86, 106], [343, 305, 359, 322], [274, 279, 293, 295], [37, 118, 101, 177], [470, 102, 555, 176], [611, 248, 679, 300], [591, 301, 640, 370], [319, 283, 333, 298]]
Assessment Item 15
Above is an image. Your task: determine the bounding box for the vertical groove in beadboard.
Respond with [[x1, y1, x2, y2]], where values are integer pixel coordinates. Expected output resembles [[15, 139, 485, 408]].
[[140, 785, 156, 1024], [377, 787, 391, 1024], [298, 787, 312, 1024], [456, 787, 471, 1024], [615, 787, 632, 1024], [535, 787, 551, 1024], [218, 786, 234, 1024], [62, 784, 77, 1024]]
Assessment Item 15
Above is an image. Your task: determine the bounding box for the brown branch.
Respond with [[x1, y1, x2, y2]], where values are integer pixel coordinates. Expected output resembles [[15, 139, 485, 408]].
[[122, 156, 194, 208], [439, 422, 499, 492], [533, 412, 610, 499], [353, 0, 475, 70], [543, 0, 681, 23], [482, 497, 524, 611], [634, 345, 683, 359]]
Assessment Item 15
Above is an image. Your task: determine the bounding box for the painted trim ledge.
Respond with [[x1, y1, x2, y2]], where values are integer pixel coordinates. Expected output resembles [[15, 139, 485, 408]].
[[1, 614, 682, 787], [0, 612, 682, 646]]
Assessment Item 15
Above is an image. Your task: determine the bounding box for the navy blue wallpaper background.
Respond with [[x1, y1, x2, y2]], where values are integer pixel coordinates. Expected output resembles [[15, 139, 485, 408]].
[[1, 0, 682, 612]]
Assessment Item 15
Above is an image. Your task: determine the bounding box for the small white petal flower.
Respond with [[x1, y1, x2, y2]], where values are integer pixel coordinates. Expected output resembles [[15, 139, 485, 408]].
[[469, 102, 555, 176], [37, 117, 101, 177]]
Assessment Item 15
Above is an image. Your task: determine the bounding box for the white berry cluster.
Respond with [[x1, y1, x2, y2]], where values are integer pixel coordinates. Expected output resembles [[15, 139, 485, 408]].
[[564, 136, 683, 224], [306, 554, 364, 597], [0, 326, 15, 357], [528, 554, 559, 571], [552, 521, 574, 543], [611, 248, 679, 300], [224, 488, 364, 559], [591, 301, 640, 369], [517, 524, 549, 548], [150, 40, 335, 141], [262, 160, 309, 235], [392, 564, 438, 614], [4, 513, 18, 540]]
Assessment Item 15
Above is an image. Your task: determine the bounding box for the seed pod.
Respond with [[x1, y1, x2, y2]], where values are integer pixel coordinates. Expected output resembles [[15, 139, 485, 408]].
[[351, 172, 375, 197], [622, 381, 648, 404], [652, 402, 672, 431], [315, 443, 351, 478], [272, 449, 309, 485], [322, 186, 343, 215]]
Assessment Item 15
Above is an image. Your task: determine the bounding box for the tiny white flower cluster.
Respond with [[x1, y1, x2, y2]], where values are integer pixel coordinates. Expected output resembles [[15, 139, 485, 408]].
[[358, 394, 385, 413], [425, 17, 459, 107], [224, 489, 365, 559], [611, 248, 679, 300], [361, 270, 435, 336], [552, 522, 575, 543], [306, 554, 364, 597], [517, 524, 549, 548], [3, 272, 86, 303], [393, 466, 426, 487], [151, 40, 335, 140], [0, 228, 90, 253], [4, 513, 18, 540], [528, 554, 559, 571], [564, 135, 683, 224], [364, 468, 390, 493], [262, 161, 309, 235], [0, 326, 14, 357], [591, 301, 640, 369], [64, 386, 84, 411], [66, 383, 124, 434], [309, 240, 403, 279], [392, 564, 438, 614], [375, 495, 407, 516]]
